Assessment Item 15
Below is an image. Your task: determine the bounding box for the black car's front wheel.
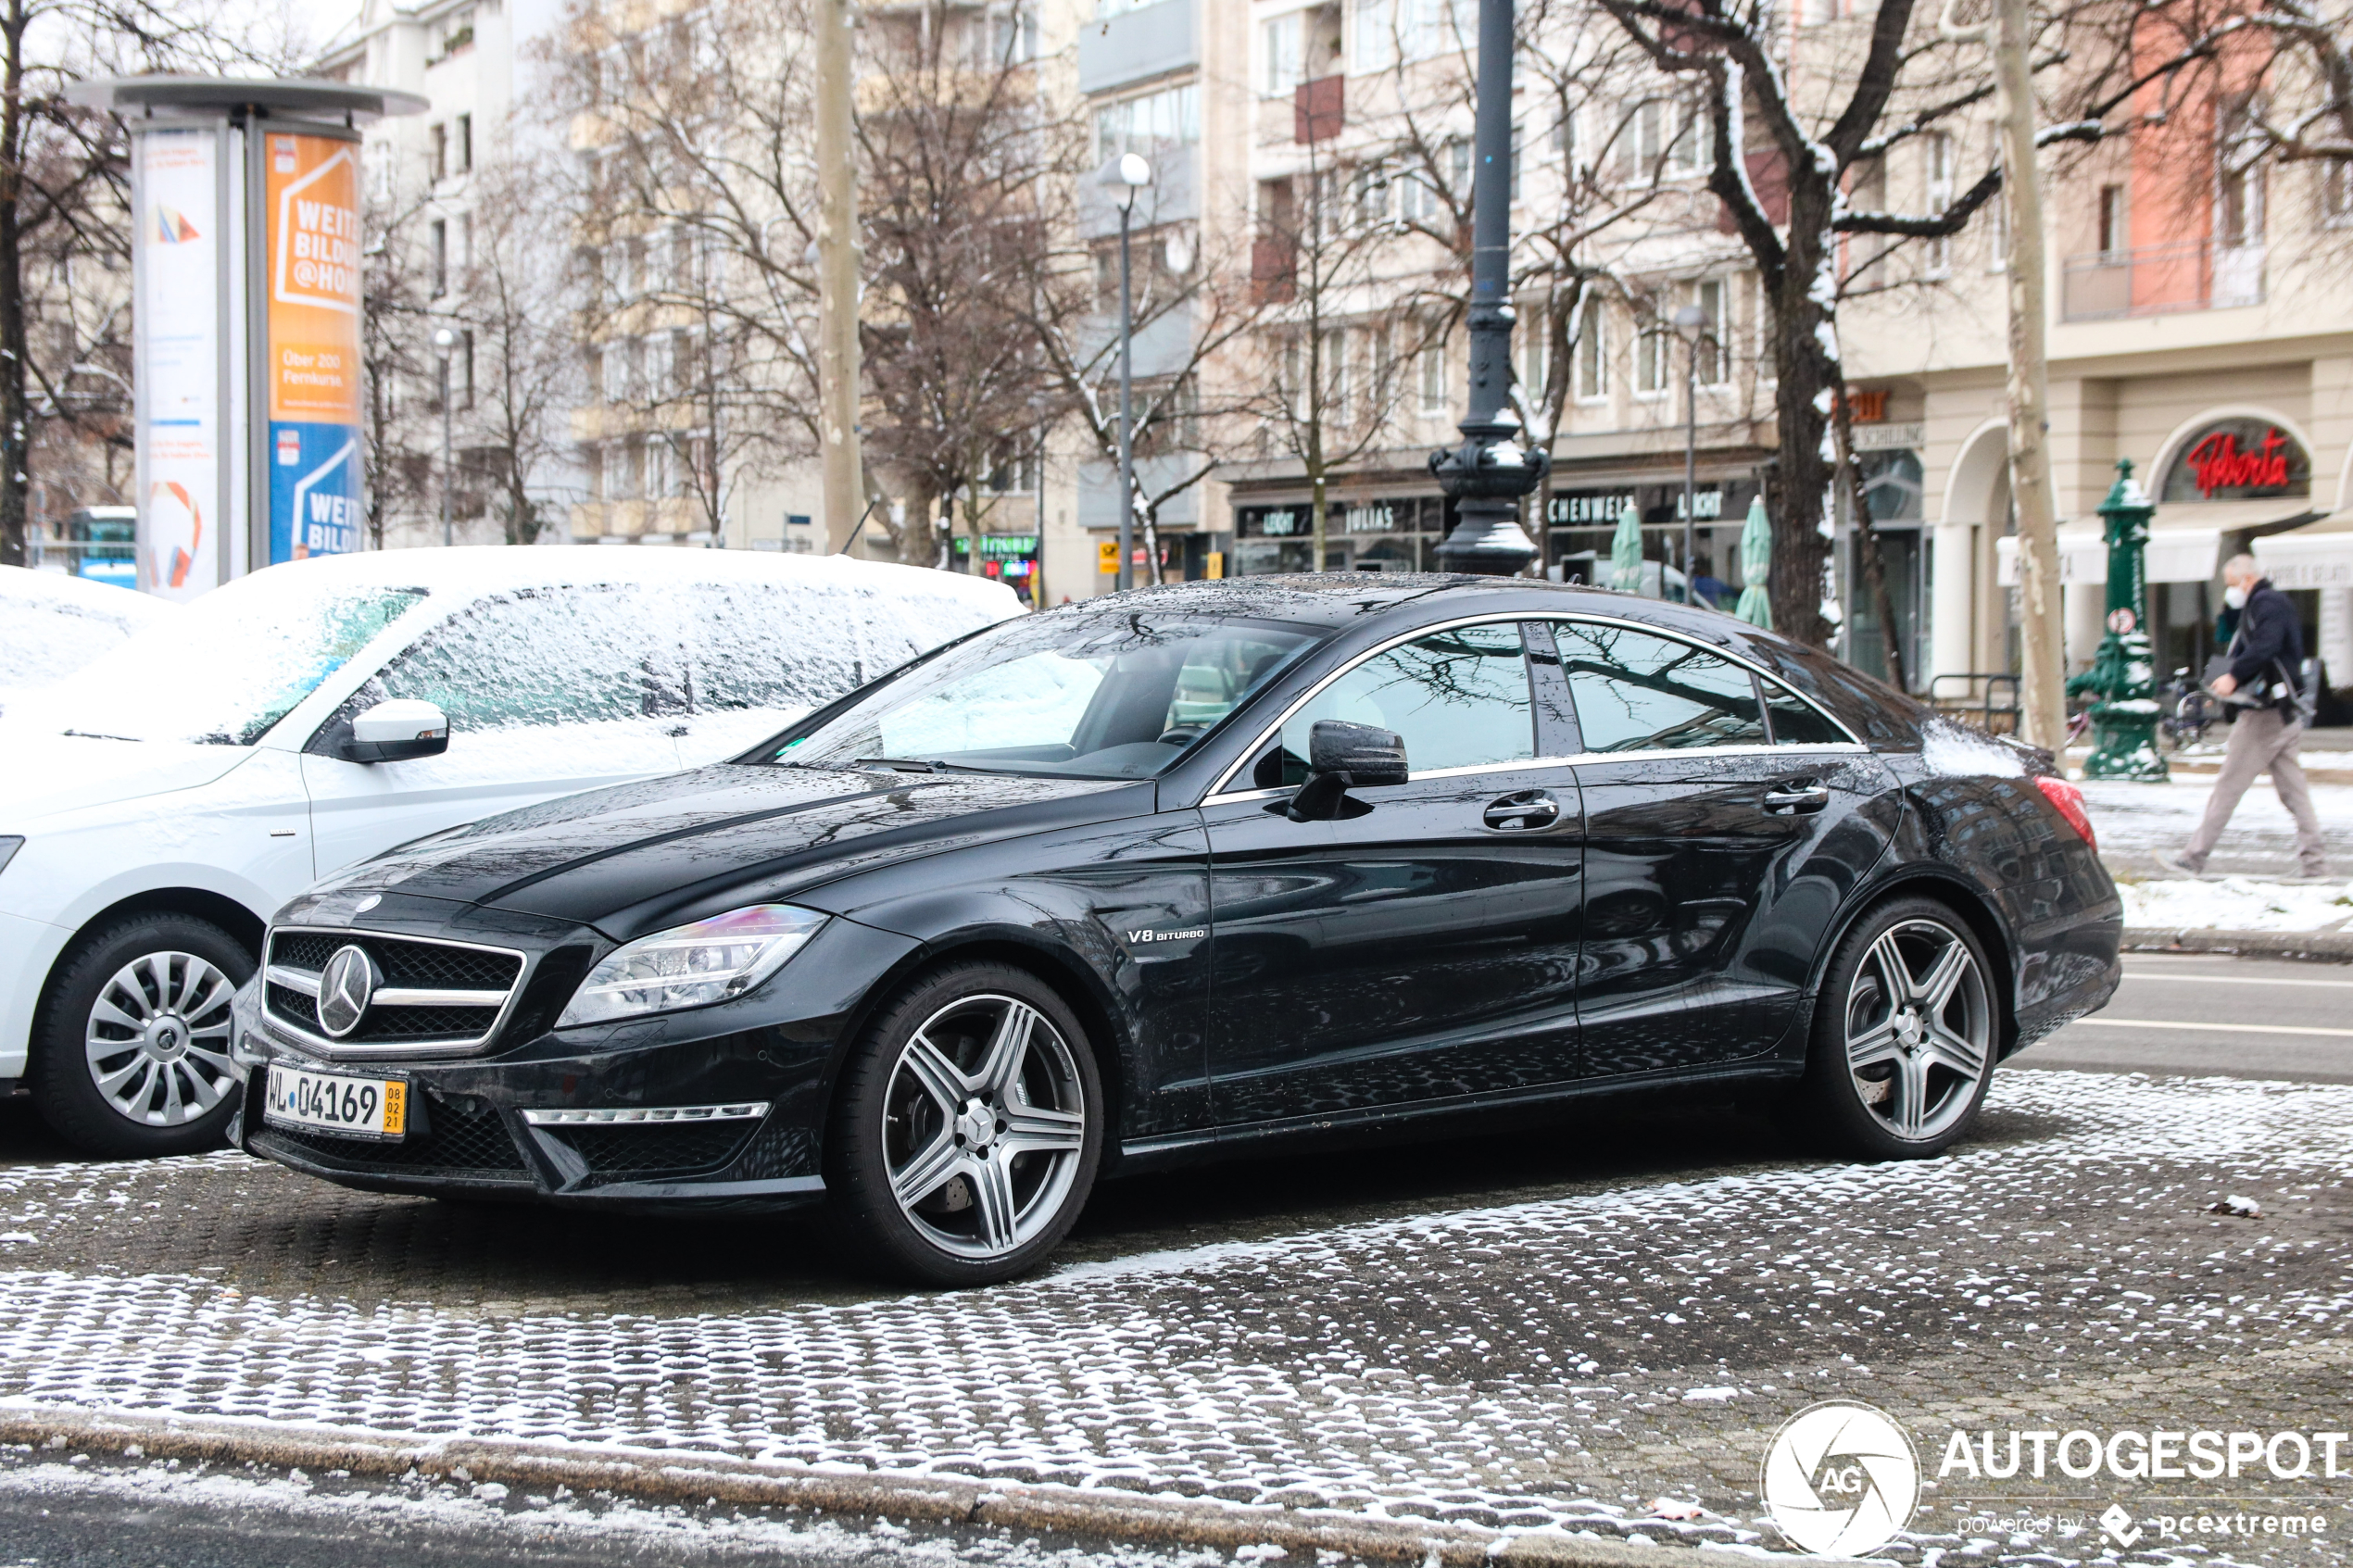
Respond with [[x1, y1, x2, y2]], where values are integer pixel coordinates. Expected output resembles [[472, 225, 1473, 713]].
[[826, 963, 1101, 1286], [1793, 897, 1997, 1159]]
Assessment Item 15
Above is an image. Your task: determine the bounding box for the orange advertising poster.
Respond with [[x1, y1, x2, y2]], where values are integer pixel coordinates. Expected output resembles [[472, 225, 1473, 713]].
[[263, 132, 362, 424]]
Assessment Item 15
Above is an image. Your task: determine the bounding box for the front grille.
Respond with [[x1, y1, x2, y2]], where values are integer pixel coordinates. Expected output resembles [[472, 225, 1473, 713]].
[[555, 1123, 756, 1179], [264, 927, 523, 1051], [363, 1004, 502, 1039], [258, 1097, 528, 1176]]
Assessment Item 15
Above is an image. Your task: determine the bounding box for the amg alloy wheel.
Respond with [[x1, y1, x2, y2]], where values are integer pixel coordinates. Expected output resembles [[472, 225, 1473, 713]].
[[32, 913, 251, 1158], [1796, 898, 1997, 1159], [828, 963, 1101, 1286]]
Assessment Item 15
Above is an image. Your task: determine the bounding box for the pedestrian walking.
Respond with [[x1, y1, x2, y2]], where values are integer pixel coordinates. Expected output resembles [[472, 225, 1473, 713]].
[[2157, 554, 2327, 880]]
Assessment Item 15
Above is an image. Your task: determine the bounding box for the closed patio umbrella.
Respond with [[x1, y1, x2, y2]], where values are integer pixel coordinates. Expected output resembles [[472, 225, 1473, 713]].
[[1734, 495, 1773, 629], [1609, 504, 1643, 593]]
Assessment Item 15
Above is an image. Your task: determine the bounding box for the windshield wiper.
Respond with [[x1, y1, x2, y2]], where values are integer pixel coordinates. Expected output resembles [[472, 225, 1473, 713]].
[[62, 729, 143, 744]]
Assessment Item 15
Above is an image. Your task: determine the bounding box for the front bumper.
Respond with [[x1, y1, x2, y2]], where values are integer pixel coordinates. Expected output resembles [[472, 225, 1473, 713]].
[[231, 902, 923, 1211]]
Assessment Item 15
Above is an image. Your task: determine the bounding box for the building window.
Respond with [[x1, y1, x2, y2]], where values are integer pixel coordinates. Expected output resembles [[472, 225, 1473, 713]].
[[2326, 162, 2353, 228], [2217, 94, 2266, 249], [1419, 335, 1446, 414], [1575, 295, 1607, 400], [457, 114, 472, 173], [430, 218, 448, 295], [1322, 328, 1350, 424], [1925, 132, 1955, 278], [460, 330, 476, 409], [990, 6, 1037, 64], [1519, 307, 1546, 398], [1263, 12, 1302, 97], [2097, 181, 2127, 257], [430, 122, 447, 182], [1692, 277, 1727, 386], [459, 210, 473, 274], [1353, 0, 1392, 74], [1096, 82, 1201, 163], [1635, 311, 1669, 395], [1616, 95, 1697, 183]]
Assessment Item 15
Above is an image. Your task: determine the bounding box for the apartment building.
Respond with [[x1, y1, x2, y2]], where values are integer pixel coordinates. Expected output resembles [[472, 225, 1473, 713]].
[[1838, 26, 2353, 697]]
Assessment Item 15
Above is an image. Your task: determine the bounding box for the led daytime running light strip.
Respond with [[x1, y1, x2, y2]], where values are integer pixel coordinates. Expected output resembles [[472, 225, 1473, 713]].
[[520, 1102, 770, 1127]]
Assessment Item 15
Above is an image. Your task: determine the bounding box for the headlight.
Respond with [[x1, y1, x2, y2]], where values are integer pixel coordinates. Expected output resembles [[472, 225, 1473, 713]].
[[558, 904, 828, 1028]]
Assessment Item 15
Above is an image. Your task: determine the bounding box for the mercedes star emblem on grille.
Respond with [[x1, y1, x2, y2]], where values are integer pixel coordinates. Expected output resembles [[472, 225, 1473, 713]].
[[317, 945, 378, 1038]]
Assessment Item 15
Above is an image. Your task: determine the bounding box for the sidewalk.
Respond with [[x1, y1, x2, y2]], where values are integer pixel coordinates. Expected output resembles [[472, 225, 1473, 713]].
[[0, 1073, 2344, 1563]]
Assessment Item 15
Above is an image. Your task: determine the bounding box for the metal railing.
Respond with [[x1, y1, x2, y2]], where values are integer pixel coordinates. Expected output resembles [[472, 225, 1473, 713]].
[[1926, 672, 2021, 735], [2060, 238, 2266, 321]]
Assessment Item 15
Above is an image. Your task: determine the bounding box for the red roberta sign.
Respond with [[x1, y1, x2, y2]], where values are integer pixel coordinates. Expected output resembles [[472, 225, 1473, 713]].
[[2186, 428, 2291, 497], [2160, 417, 2310, 503]]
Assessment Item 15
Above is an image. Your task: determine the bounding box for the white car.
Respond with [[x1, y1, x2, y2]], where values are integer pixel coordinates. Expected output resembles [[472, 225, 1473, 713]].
[[0, 564, 177, 713], [0, 546, 1019, 1157]]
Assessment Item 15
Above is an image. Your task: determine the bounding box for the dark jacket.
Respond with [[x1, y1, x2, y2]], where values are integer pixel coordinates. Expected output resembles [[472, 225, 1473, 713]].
[[2225, 577, 2307, 718]]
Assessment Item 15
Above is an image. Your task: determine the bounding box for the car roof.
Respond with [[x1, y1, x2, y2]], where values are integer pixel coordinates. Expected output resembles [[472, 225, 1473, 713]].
[[179, 545, 1023, 621], [1081, 572, 1751, 639]]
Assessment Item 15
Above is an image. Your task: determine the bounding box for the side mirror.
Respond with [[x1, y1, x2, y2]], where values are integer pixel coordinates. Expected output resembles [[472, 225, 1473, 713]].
[[343, 699, 450, 764], [1285, 721, 1408, 822], [1309, 720, 1408, 786]]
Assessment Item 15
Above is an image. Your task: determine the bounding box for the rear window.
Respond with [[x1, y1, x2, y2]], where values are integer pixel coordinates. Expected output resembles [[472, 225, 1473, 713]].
[[1743, 638, 1925, 748]]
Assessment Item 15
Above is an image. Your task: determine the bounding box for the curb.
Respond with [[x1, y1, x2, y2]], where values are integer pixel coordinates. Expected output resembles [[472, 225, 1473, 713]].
[[0, 1402, 1751, 1567], [2122, 926, 2353, 961]]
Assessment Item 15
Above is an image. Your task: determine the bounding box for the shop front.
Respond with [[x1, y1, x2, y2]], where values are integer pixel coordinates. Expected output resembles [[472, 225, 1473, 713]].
[[1544, 475, 1764, 608], [952, 532, 1043, 604], [1231, 495, 1455, 574]]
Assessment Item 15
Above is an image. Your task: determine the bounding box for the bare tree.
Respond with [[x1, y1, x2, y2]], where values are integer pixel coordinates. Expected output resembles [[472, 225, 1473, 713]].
[[14, 2, 303, 565], [855, 1, 1074, 569], [1239, 119, 1450, 570], [1588, 0, 2158, 644], [359, 175, 435, 549], [453, 151, 585, 545]]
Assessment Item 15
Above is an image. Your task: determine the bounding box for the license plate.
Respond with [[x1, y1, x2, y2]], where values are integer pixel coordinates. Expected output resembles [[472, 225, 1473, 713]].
[[263, 1065, 408, 1141]]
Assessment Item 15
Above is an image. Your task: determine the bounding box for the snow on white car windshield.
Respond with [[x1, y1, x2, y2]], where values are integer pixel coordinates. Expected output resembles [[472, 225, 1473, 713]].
[[8, 583, 424, 745], [772, 610, 1323, 779]]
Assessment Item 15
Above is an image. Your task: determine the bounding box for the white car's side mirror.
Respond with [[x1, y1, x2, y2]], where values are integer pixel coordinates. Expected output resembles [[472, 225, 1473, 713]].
[[343, 699, 450, 764]]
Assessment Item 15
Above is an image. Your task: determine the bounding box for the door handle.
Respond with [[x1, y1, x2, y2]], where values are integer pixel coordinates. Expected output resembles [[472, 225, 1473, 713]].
[[1762, 781, 1831, 814], [1483, 790, 1561, 831]]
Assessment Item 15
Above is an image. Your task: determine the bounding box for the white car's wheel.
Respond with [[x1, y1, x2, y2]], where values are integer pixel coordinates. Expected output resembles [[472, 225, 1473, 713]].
[[32, 914, 249, 1157]]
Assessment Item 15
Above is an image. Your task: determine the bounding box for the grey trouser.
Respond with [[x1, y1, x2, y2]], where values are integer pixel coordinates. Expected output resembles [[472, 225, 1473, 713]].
[[2184, 707, 2327, 873]]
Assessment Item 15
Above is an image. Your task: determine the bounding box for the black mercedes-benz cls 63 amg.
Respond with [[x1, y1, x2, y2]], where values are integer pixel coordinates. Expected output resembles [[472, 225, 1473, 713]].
[[233, 575, 2120, 1284]]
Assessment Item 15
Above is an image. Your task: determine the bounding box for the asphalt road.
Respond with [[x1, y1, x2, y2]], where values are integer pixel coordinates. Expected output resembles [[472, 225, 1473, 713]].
[[2020, 951, 2353, 1081]]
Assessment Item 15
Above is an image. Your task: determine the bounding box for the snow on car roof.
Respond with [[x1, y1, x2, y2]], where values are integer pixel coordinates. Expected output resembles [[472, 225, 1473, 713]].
[[4, 547, 1022, 746], [220, 544, 1023, 611], [0, 564, 177, 629]]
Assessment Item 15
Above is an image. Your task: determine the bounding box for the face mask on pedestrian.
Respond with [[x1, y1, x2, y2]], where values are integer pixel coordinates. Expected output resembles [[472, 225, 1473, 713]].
[[2224, 584, 2250, 610]]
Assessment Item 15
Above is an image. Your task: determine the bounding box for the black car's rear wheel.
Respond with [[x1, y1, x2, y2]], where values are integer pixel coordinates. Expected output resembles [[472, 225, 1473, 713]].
[[1793, 897, 1996, 1159], [826, 963, 1101, 1286]]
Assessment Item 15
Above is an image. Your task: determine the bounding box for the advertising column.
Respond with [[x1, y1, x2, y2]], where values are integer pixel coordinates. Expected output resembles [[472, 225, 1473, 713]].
[[260, 130, 364, 562], [132, 127, 226, 600]]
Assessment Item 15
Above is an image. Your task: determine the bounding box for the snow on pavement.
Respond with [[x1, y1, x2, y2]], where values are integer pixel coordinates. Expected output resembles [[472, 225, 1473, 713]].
[[0, 1072, 2345, 1563], [2120, 876, 2353, 932]]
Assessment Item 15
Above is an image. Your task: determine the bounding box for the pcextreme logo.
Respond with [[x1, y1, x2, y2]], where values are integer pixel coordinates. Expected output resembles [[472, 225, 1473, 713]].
[[1759, 1400, 1922, 1556]]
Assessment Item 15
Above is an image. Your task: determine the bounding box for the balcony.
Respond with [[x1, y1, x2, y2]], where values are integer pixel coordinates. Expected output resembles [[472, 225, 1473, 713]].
[[1294, 74, 1342, 144], [2060, 239, 2266, 321]]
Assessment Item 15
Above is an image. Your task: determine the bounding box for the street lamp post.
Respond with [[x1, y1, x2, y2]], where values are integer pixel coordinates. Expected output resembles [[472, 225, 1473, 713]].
[[1674, 303, 1705, 603], [433, 325, 458, 547], [1099, 152, 1152, 592], [1429, 0, 1543, 575]]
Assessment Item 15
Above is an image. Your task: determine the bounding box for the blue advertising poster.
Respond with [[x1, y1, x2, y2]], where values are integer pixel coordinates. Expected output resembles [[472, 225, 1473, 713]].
[[268, 419, 363, 562]]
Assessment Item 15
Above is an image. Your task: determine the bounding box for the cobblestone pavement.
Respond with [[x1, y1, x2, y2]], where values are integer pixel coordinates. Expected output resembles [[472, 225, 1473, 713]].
[[0, 1072, 2345, 1566]]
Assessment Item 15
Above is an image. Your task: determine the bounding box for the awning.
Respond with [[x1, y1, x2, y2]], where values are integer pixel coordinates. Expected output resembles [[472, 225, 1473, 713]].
[[1995, 528, 2221, 587], [2254, 517, 2353, 589]]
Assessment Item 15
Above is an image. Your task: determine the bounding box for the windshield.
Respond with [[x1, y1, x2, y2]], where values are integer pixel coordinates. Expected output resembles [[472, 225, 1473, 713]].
[[8, 582, 425, 745], [772, 609, 1324, 779]]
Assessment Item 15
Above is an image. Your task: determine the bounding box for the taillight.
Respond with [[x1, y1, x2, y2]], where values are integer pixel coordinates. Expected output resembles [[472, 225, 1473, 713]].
[[2034, 774, 2096, 851]]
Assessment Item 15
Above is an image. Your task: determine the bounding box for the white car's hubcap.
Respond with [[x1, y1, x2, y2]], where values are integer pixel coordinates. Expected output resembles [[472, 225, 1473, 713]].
[[84, 951, 238, 1127]]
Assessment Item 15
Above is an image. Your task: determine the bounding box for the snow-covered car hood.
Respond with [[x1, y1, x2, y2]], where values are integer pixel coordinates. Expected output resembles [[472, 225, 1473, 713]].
[[0, 728, 252, 826], [298, 762, 1145, 933]]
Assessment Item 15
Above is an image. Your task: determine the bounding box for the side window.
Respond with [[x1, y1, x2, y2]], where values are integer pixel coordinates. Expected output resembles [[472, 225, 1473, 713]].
[[1554, 621, 1768, 751], [376, 586, 683, 732], [1762, 678, 1852, 745], [686, 583, 862, 715], [1270, 621, 1534, 784]]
